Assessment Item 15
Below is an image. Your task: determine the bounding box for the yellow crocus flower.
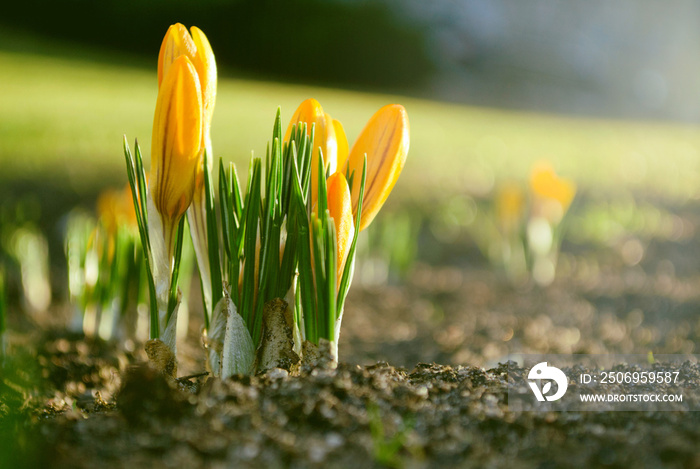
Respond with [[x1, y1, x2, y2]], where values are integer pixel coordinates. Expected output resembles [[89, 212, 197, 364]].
[[158, 24, 216, 133], [97, 185, 138, 234], [158, 23, 217, 179], [150, 55, 203, 225], [496, 182, 526, 233], [325, 172, 354, 283], [344, 104, 409, 231], [157, 23, 218, 315], [529, 162, 576, 222], [285, 99, 344, 205]]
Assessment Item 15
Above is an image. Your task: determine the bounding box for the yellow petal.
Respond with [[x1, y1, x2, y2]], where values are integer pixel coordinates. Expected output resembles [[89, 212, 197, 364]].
[[345, 104, 409, 231], [326, 172, 354, 283], [189, 26, 217, 203], [158, 24, 216, 159], [161, 27, 216, 284], [119, 184, 138, 228], [189, 26, 217, 130], [284, 99, 337, 206], [333, 118, 348, 172], [529, 162, 576, 213], [496, 182, 525, 232], [151, 56, 203, 222], [322, 113, 338, 175], [97, 186, 139, 234], [157, 24, 197, 88], [97, 189, 120, 234]]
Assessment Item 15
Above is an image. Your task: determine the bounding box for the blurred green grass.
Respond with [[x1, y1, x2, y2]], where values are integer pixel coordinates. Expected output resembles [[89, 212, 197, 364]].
[[2, 34, 700, 203]]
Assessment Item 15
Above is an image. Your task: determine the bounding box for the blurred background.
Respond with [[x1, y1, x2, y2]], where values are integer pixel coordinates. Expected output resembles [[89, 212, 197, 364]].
[[5, 0, 700, 120], [2, 0, 700, 367]]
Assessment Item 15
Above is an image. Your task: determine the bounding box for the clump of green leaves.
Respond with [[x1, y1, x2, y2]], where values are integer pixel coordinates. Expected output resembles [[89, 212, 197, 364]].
[[120, 107, 370, 376]]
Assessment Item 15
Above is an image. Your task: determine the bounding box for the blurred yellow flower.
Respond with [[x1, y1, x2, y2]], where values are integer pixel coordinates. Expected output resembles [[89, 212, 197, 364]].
[[285, 98, 345, 206], [150, 55, 203, 223], [97, 185, 137, 234], [496, 182, 526, 233], [344, 104, 409, 231], [529, 162, 576, 222]]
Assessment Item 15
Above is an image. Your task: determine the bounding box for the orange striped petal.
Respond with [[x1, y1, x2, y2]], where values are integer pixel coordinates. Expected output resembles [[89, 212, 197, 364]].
[[151, 56, 203, 222], [345, 104, 409, 231], [326, 172, 354, 283], [284, 99, 337, 206]]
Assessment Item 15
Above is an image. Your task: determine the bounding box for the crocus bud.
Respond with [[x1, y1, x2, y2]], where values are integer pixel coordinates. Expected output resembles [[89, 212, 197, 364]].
[[285, 99, 338, 205], [344, 104, 409, 231], [150, 55, 203, 223], [158, 23, 217, 192], [158, 24, 216, 128], [326, 172, 354, 283], [158, 24, 196, 87]]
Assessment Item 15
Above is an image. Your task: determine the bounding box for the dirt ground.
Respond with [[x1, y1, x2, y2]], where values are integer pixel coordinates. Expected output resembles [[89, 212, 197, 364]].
[[2, 195, 700, 468]]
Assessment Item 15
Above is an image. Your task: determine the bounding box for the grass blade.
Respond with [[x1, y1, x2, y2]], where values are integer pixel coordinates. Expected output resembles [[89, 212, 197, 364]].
[[123, 136, 159, 339], [166, 215, 186, 325], [337, 156, 367, 320], [203, 150, 223, 329]]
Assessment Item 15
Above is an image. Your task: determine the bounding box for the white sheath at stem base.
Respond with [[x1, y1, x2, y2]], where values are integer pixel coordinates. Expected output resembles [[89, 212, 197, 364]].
[[187, 189, 212, 315], [220, 292, 255, 378], [283, 283, 304, 358], [146, 193, 180, 352], [206, 287, 227, 377]]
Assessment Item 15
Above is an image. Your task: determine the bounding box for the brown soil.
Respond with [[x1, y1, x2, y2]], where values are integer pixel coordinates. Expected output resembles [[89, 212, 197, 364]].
[[2, 196, 700, 468]]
